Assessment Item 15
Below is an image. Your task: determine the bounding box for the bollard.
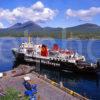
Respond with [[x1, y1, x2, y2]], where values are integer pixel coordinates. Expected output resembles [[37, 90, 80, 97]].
[[0, 73, 3, 78], [44, 74, 47, 79], [70, 90, 74, 95], [60, 81, 63, 88]]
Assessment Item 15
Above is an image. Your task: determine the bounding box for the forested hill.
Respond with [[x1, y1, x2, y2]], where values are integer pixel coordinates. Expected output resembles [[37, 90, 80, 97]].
[[0, 21, 100, 39]]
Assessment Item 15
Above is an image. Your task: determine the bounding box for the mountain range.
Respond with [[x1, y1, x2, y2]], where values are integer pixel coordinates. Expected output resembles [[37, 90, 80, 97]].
[[0, 21, 100, 39]]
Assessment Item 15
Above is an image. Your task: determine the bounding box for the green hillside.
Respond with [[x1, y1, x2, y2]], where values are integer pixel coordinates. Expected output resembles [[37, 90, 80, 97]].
[[0, 22, 100, 39]]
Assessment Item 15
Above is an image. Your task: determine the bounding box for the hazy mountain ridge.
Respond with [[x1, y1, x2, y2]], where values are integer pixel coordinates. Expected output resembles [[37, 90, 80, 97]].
[[66, 23, 100, 33], [0, 21, 100, 39]]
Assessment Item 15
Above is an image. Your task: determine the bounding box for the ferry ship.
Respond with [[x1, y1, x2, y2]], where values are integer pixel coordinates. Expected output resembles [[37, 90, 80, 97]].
[[12, 36, 100, 73]]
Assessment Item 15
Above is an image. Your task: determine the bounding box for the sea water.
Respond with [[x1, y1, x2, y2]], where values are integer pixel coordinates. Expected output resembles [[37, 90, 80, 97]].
[[0, 37, 100, 100]]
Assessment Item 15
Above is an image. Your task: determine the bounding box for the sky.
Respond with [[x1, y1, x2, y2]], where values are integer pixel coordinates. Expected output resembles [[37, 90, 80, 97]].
[[0, 0, 100, 28]]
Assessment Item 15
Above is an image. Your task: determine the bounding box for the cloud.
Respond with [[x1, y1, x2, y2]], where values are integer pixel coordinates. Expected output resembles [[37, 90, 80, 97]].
[[0, 1, 58, 26], [66, 7, 100, 21], [0, 22, 4, 28], [32, 1, 44, 11]]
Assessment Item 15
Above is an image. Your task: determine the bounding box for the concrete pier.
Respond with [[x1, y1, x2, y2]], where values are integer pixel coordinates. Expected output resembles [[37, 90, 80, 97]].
[[0, 65, 88, 100]]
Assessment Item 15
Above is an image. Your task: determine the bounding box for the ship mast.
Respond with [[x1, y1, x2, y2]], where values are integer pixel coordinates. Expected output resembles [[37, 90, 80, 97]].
[[69, 32, 72, 49]]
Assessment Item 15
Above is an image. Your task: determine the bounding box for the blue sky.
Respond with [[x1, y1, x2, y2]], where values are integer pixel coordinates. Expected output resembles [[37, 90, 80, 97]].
[[0, 0, 100, 28]]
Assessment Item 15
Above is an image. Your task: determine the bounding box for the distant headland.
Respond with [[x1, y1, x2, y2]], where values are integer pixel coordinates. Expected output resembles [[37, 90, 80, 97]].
[[0, 21, 100, 39]]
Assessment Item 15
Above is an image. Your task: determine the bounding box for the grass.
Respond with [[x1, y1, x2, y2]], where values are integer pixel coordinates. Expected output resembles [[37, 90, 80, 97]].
[[0, 88, 29, 100]]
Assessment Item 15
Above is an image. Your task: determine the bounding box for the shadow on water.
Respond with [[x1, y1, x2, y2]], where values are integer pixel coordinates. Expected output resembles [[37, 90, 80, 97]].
[[13, 60, 100, 100], [40, 67, 100, 100]]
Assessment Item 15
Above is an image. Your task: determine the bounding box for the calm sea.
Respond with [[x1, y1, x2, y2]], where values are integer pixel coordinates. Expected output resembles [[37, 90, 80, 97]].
[[0, 37, 100, 100]]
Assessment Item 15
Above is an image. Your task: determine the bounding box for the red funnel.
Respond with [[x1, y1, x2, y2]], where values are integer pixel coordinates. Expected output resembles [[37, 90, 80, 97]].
[[52, 44, 59, 51], [41, 45, 48, 57]]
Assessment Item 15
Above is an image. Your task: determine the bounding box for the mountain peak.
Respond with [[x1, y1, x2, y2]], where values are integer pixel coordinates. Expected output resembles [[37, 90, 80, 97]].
[[22, 21, 41, 28], [77, 23, 99, 28], [9, 21, 42, 31], [6, 21, 43, 33], [10, 23, 22, 29]]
